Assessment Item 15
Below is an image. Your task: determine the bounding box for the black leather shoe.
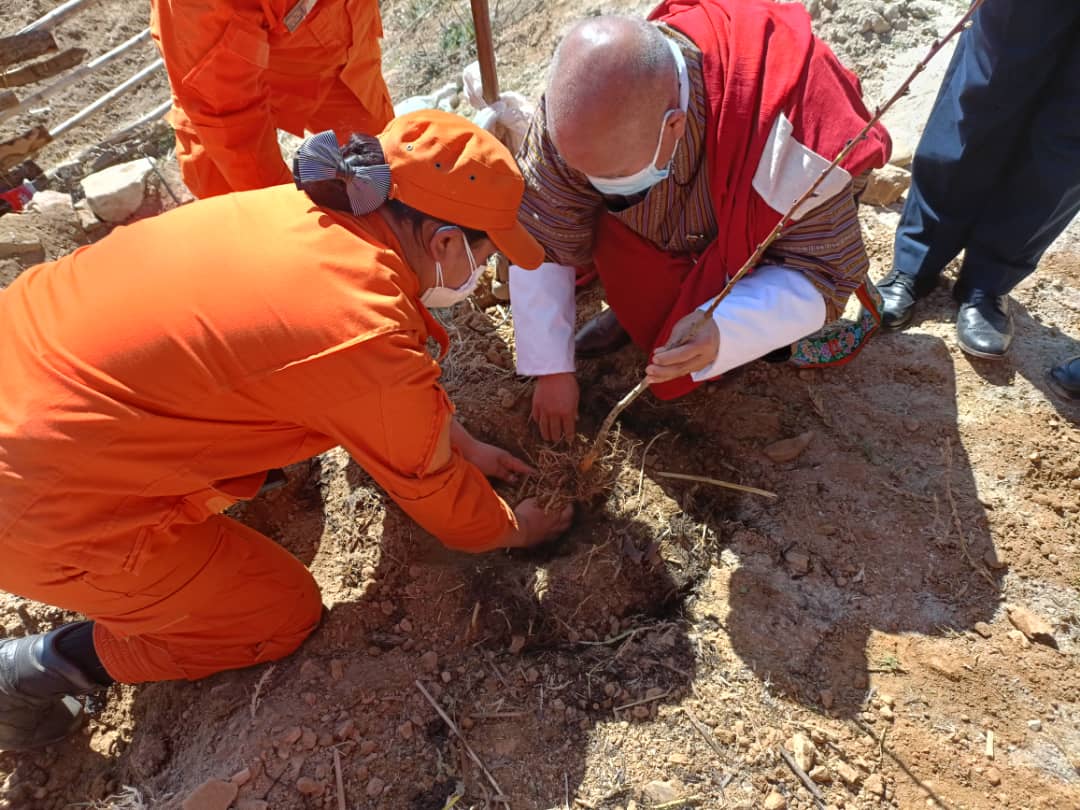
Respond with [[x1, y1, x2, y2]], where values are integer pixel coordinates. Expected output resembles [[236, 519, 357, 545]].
[[1048, 355, 1080, 401], [956, 289, 1013, 358], [876, 270, 922, 329], [574, 308, 630, 359]]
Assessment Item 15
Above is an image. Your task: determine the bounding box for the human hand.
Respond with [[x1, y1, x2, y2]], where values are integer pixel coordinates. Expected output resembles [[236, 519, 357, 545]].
[[509, 497, 574, 547], [645, 311, 720, 384], [531, 372, 579, 443], [461, 439, 537, 484]]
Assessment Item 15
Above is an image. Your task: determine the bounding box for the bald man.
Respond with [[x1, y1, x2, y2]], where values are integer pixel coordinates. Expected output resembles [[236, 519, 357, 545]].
[[511, 0, 891, 441]]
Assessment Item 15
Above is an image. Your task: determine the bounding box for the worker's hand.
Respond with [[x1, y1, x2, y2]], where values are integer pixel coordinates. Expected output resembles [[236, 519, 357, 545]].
[[532, 372, 579, 443], [645, 311, 720, 385], [509, 498, 574, 547], [463, 439, 537, 484]]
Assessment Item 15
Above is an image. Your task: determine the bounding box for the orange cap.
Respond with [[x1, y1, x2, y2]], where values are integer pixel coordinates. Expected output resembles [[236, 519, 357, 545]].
[[377, 110, 544, 270]]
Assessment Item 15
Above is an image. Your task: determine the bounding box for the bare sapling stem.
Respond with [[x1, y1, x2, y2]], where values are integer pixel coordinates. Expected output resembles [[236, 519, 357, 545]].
[[579, 0, 985, 473]]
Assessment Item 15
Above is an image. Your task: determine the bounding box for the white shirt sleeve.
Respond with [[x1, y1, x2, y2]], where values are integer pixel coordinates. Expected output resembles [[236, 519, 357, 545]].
[[509, 262, 577, 376], [690, 264, 826, 382]]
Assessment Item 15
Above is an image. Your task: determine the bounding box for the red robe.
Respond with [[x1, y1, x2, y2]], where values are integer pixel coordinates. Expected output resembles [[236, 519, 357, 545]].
[[594, 0, 890, 399]]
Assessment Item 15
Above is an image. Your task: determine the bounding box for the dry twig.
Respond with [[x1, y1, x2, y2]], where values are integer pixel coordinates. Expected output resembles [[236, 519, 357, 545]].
[[581, 0, 987, 467], [415, 680, 507, 803], [656, 470, 777, 499], [333, 748, 347, 810], [777, 747, 825, 806]]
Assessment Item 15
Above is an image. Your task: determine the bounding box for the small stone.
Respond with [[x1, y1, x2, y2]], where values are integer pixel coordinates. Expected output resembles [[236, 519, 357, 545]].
[[903, 417, 920, 433], [80, 159, 154, 223], [399, 618, 413, 633], [862, 164, 910, 206], [366, 777, 386, 797], [300, 728, 317, 750], [509, 635, 526, 654], [230, 768, 252, 786], [668, 752, 690, 765], [419, 650, 439, 672], [986, 767, 1002, 786], [1007, 606, 1056, 646], [525, 667, 541, 684], [632, 705, 651, 720], [642, 780, 680, 804], [359, 740, 377, 756], [299, 660, 323, 681], [279, 726, 303, 746], [498, 388, 516, 409], [1007, 629, 1032, 649], [785, 549, 811, 576], [182, 779, 238, 810], [820, 689, 834, 709], [398, 720, 413, 740], [764, 431, 815, 463], [1027, 719, 1042, 732], [870, 13, 891, 34], [329, 659, 344, 681], [788, 732, 816, 772], [441, 670, 452, 683], [880, 705, 895, 721], [835, 762, 861, 786], [763, 789, 787, 810], [864, 773, 885, 797], [295, 777, 324, 796], [924, 655, 961, 681], [335, 718, 355, 741], [0, 217, 44, 265], [973, 622, 993, 639], [810, 766, 832, 784]]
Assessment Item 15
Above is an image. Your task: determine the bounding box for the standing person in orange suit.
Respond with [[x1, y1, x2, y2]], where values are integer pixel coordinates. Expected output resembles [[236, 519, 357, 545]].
[[151, 0, 395, 197], [0, 111, 571, 751]]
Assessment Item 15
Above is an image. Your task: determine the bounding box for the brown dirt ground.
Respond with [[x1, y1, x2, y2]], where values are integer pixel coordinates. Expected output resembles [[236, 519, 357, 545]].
[[1, 2, 1078, 809]]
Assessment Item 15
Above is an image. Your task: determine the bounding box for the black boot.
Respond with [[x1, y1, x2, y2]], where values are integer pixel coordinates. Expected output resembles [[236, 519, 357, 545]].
[[956, 289, 1013, 359], [0, 621, 106, 751], [1048, 355, 1080, 401]]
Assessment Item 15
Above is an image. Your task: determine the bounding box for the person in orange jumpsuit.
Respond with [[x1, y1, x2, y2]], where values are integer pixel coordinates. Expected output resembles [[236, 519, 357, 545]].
[[151, 0, 395, 197], [0, 110, 571, 751]]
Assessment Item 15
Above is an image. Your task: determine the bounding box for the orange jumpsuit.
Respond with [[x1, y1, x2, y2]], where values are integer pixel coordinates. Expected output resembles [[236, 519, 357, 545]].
[[0, 185, 516, 684], [151, 0, 394, 197]]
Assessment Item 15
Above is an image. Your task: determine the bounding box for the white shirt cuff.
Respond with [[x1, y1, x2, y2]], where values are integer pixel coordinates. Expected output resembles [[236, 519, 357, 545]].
[[690, 264, 827, 381], [510, 262, 577, 376]]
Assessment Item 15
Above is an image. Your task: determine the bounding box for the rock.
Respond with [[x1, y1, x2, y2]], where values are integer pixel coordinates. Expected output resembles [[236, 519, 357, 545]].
[[1006, 629, 1031, 649], [359, 739, 377, 756], [863, 773, 885, 797], [80, 159, 154, 223], [366, 777, 386, 797], [763, 789, 787, 810], [419, 650, 439, 672], [230, 767, 252, 786], [1027, 719, 1042, 732], [1007, 606, 1056, 647], [835, 762, 861, 786], [924, 655, 961, 681], [296, 777, 324, 796], [820, 689, 835, 709], [870, 13, 891, 34], [181, 779, 238, 810], [973, 622, 993, 639], [880, 705, 895, 721], [764, 431, 815, 462], [861, 164, 911, 206], [335, 718, 356, 741], [0, 216, 44, 265], [788, 732, 816, 772], [279, 726, 303, 746], [810, 766, 832, 784], [986, 766, 1002, 786], [26, 190, 76, 221], [398, 720, 413, 740], [642, 780, 680, 804], [509, 635, 526, 654], [785, 549, 811, 576]]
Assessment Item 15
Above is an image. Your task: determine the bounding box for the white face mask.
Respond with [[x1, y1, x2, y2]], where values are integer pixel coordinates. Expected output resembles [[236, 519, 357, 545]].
[[420, 228, 483, 309], [585, 36, 690, 198]]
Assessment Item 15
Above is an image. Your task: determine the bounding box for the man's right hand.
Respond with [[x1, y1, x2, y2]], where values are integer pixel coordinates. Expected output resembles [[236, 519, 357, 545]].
[[531, 372, 579, 443], [508, 498, 574, 548]]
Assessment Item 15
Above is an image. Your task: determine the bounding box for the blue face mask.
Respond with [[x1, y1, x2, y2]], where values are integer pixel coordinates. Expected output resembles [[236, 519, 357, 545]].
[[585, 35, 690, 197], [585, 109, 681, 197]]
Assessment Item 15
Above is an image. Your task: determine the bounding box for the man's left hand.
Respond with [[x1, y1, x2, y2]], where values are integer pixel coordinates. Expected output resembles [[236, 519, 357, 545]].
[[461, 439, 537, 484], [645, 311, 720, 385]]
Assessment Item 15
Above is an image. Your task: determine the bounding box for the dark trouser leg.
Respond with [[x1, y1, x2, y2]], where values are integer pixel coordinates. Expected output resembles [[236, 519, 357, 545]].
[[892, 0, 1080, 289], [958, 20, 1080, 296]]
